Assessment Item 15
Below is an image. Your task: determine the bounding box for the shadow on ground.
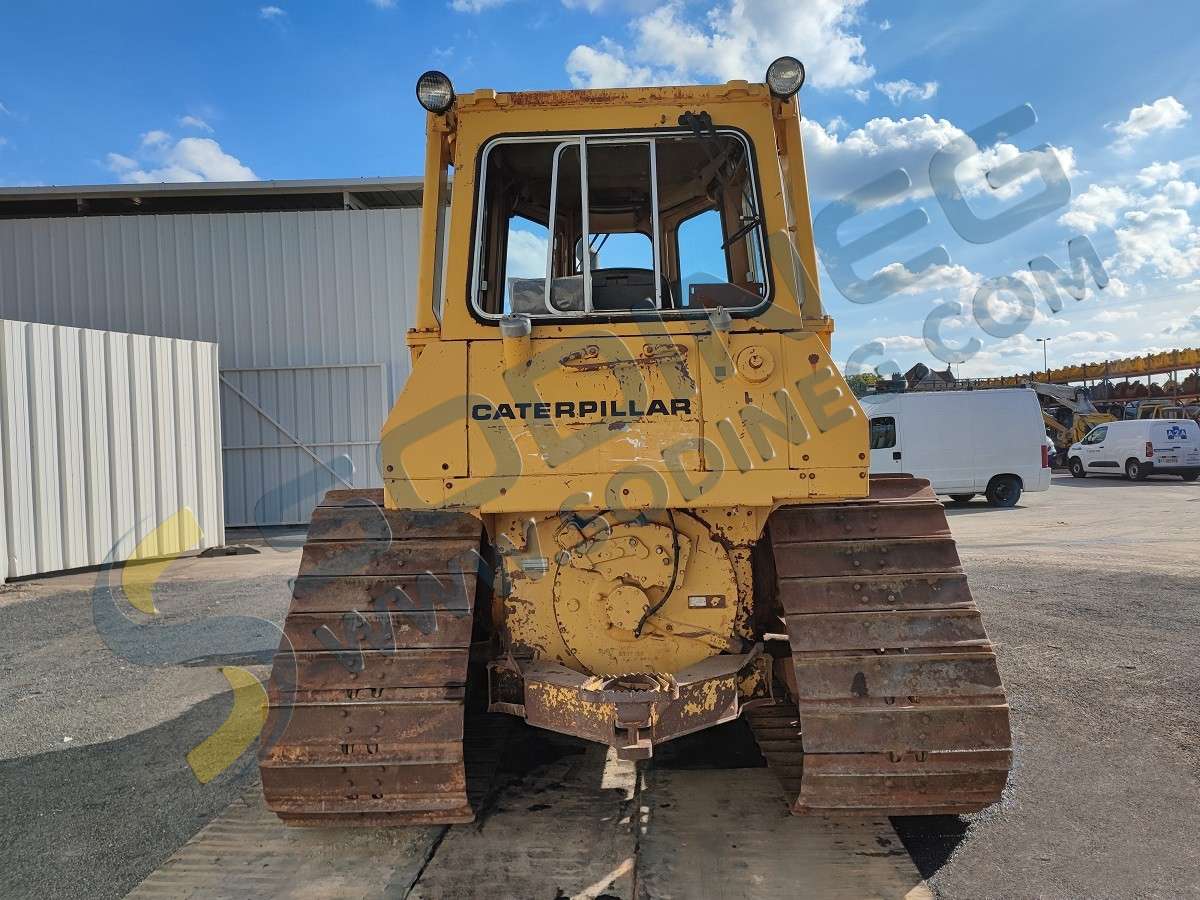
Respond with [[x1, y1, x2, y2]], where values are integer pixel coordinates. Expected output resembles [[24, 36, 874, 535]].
[[890, 815, 971, 879], [0, 692, 258, 900]]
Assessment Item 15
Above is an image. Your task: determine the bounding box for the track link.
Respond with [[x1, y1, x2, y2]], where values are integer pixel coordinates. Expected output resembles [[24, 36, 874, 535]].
[[752, 474, 1012, 815], [258, 489, 485, 826]]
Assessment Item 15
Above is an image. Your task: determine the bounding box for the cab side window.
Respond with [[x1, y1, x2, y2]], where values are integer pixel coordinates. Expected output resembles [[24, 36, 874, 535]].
[[1084, 426, 1107, 445], [870, 417, 896, 450]]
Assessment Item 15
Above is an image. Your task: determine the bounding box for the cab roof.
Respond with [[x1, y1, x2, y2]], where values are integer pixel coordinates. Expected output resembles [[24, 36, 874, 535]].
[[455, 81, 775, 112]]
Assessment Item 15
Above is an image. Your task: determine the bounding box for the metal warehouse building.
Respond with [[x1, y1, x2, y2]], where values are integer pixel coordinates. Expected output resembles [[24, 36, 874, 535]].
[[0, 178, 426, 526]]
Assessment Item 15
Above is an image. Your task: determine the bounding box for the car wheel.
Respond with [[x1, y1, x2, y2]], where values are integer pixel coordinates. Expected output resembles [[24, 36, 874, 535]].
[[948, 493, 975, 504], [1069, 457, 1086, 478], [1125, 459, 1147, 481], [1182, 473, 1199, 482], [985, 475, 1021, 508]]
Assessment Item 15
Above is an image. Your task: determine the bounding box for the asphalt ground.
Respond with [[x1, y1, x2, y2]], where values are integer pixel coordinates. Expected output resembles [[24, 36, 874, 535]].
[[0, 473, 1197, 899]]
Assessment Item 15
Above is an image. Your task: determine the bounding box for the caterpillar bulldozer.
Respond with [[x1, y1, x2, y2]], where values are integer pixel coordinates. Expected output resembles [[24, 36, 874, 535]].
[[257, 59, 1012, 825]]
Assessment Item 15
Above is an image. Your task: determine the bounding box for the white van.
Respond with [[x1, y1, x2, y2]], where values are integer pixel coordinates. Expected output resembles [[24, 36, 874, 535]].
[[1067, 419, 1200, 481], [859, 388, 1051, 507]]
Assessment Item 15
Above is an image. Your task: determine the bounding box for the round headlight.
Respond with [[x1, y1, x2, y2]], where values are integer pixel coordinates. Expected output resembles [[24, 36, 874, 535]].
[[416, 70, 455, 114], [765, 56, 805, 98]]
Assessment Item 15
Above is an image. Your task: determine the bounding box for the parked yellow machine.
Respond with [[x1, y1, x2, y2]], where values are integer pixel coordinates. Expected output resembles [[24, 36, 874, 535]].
[[1029, 382, 1116, 458], [257, 61, 1012, 825]]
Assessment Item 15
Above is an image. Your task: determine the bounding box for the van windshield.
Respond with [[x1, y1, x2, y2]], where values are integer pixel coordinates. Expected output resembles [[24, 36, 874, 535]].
[[471, 130, 771, 319]]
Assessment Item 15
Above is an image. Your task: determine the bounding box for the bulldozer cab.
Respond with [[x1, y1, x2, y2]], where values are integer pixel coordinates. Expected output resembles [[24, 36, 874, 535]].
[[384, 72, 869, 515]]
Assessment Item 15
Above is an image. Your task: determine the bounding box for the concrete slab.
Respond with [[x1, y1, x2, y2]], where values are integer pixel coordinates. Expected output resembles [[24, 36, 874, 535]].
[[127, 735, 930, 900], [126, 787, 442, 900], [638, 768, 932, 900], [410, 738, 638, 900]]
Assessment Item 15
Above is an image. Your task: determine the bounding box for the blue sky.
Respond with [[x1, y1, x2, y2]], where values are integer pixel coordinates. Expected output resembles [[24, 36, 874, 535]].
[[2, 0, 1200, 377]]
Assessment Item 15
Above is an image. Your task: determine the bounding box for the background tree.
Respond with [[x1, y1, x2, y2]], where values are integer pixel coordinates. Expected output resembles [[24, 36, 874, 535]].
[[846, 373, 879, 397]]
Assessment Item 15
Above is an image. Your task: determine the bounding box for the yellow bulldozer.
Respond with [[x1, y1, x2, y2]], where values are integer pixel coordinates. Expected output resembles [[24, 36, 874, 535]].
[[1028, 382, 1116, 458], [256, 60, 1012, 824]]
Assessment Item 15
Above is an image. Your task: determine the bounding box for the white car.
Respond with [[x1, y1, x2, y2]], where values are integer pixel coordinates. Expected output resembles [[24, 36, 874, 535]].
[[859, 388, 1052, 507], [1068, 418, 1200, 481]]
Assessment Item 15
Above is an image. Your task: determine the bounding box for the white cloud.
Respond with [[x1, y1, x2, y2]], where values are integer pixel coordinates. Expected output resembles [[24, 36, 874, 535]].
[[1162, 306, 1200, 336], [797, 114, 1073, 205], [963, 142, 1077, 201], [565, 0, 874, 90], [1162, 180, 1200, 208], [106, 136, 257, 184], [878, 18, 891, 30], [0, 101, 11, 117], [259, 5, 285, 19], [1136, 161, 1182, 186], [1110, 206, 1200, 280], [451, 0, 510, 11], [179, 115, 213, 133], [867, 262, 979, 298], [562, 0, 606, 10], [1055, 158, 1200, 289], [1177, 279, 1200, 293], [799, 113, 962, 200], [847, 88, 870, 103], [1057, 184, 1136, 234], [1058, 329, 1118, 345], [105, 152, 137, 172], [870, 334, 925, 351], [369, 0, 396, 7], [1109, 96, 1190, 154], [1093, 308, 1138, 322], [506, 230, 549, 278], [567, 40, 660, 89], [875, 79, 938, 105], [140, 129, 171, 148], [1103, 276, 1131, 299]]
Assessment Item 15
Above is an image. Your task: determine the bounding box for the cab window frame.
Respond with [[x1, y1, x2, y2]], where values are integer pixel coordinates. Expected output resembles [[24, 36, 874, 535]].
[[467, 126, 774, 325]]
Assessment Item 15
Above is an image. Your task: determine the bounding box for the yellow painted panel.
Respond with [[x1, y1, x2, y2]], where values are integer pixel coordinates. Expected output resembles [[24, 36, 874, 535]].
[[385, 467, 869, 518], [781, 333, 868, 481], [380, 340, 468, 503], [466, 333, 702, 479], [700, 333, 790, 471]]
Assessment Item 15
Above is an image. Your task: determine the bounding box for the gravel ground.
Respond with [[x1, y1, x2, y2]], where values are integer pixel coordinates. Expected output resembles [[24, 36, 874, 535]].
[[896, 474, 1200, 899], [0, 477, 1197, 899], [0, 545, 299, 900]]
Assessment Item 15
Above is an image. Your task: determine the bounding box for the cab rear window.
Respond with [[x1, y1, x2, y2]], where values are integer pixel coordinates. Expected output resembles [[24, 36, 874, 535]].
[[470, 130, 772, 320]]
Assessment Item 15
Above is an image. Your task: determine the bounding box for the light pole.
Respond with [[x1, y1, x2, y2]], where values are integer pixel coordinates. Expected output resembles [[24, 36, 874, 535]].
[[1036, 338, 1052, 381]]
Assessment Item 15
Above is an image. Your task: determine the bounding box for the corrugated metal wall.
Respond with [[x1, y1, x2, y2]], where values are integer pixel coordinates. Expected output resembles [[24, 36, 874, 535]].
[[221, 364, 387, 526], [0, 208, 421, 525], [0, 319, 224, 581]]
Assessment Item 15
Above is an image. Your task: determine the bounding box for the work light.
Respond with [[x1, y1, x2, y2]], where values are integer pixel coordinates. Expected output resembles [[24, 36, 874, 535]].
[[416, 70, 455, 114], [765, 56, 805, 98]]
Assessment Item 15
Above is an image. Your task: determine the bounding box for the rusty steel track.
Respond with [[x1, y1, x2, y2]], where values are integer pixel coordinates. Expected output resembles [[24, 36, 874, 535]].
[[751, 474, 1012, 815], [258, 489, 486, 826]]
